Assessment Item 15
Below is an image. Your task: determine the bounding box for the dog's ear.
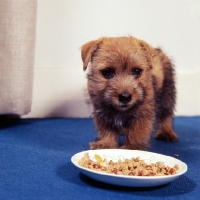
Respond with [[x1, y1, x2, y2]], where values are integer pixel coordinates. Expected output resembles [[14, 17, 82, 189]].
[[81, 39, 103, 71], [139, 40, 152, 69]]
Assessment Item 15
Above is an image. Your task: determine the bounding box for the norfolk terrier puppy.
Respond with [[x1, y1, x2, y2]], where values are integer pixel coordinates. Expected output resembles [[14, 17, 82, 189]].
[[81, 36, 178, 150]]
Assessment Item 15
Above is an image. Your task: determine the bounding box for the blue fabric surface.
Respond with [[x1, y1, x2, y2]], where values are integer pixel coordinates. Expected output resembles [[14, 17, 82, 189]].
[[0, 117, 199, 200]]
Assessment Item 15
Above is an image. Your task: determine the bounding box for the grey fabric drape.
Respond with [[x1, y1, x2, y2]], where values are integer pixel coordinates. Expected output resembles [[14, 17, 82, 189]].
[[0, 0, 37, 115]]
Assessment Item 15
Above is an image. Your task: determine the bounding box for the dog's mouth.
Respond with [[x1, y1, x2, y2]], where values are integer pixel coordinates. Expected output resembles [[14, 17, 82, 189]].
[[115, 103, 133, 111], [101, 91, 143, 112], [102, 99, 134, 112], [120, 104, 129, 108], [114, 99, 143, 112], [101, 101, 131, 112]]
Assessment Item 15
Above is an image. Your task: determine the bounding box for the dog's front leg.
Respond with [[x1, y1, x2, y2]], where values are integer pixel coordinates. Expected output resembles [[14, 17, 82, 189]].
[[90, 126, 119, 150], [121, 118, 153, 150]]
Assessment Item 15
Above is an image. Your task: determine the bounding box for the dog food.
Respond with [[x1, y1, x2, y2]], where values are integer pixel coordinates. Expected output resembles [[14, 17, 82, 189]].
[[78, 153, 179, 176]]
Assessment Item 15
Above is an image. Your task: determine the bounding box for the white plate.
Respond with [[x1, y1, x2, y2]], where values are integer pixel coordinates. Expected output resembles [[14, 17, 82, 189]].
[[71, 149, 187, 187]]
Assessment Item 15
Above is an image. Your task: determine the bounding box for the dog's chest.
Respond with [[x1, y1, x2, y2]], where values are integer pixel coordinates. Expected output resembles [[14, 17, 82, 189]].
[[95, 109, 133, 130]]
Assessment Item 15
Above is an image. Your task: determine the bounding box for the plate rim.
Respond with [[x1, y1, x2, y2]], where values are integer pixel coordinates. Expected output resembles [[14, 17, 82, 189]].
[[71, 149, 188, 180]]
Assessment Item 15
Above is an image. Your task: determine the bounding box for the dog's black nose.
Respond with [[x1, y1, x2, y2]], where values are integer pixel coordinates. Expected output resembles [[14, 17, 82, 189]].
[[118, 92, 132, 104]]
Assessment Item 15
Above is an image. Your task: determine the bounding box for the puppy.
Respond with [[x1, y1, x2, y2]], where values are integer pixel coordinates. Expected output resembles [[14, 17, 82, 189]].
[[81, 36, 178, 150]]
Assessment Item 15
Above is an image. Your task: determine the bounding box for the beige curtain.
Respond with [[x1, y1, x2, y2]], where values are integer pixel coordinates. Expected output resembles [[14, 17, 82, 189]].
[[0, 0, 37, 115]]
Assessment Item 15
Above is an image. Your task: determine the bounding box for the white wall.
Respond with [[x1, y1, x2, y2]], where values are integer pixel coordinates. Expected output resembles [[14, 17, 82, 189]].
[[24, 0, 200, 118]]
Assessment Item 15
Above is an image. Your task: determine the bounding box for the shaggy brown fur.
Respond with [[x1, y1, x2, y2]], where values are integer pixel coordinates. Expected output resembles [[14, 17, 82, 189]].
[[81, 36, 178, 150]]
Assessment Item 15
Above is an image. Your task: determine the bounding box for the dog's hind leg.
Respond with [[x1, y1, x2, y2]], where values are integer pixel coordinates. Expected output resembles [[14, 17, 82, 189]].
[[155, 116, 178, 142], [154, 50, 178, 142]]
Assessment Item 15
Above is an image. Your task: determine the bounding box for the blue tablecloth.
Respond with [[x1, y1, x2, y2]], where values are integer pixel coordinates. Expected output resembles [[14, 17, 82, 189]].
[[0, 117, 199, 200]]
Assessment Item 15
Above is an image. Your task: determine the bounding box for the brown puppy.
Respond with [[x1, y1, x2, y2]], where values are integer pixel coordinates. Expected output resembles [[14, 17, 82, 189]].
[[81, 36, 178, 150]]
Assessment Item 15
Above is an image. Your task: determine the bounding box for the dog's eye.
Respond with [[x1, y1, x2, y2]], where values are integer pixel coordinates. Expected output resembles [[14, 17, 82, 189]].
[[132, 68, 142, 77], [101, 68, 115, 79]]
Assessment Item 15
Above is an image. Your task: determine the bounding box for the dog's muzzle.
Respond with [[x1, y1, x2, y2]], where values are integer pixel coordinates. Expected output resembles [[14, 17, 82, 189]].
[[118, 92, 132, 104]]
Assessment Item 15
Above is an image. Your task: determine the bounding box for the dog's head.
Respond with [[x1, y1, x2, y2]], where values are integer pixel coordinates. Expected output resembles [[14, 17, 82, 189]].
[[81, 36, 153, 112]]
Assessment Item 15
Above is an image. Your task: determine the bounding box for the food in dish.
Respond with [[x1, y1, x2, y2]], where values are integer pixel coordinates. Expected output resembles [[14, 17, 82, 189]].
[[78, 153, 179, 176]]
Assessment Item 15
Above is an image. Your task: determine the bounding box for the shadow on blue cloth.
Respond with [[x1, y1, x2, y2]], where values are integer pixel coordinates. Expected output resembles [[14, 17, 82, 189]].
[[56, 162, 196, 197], [0, 118, 92, 151]]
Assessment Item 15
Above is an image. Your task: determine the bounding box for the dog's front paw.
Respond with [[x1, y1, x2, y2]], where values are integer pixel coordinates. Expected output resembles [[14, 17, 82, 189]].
[[90, 141, 118, 150]]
